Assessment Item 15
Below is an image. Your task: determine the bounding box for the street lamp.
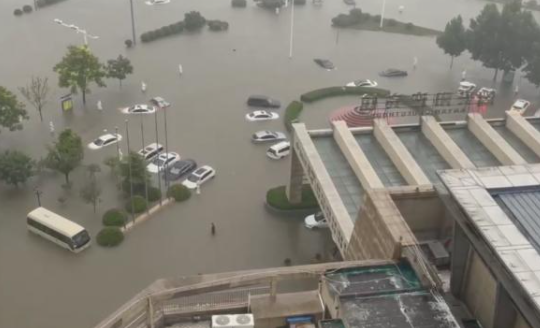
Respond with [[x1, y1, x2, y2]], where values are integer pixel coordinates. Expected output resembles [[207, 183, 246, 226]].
[[380, 0, 387, 28], [289, 0, 295, 58], [129, 0, 137, 46], [53, 19, 99, 46], [34, 188, 42, 207]]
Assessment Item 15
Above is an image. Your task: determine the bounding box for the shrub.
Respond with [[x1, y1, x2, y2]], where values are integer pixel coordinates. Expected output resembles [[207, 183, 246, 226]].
[[387, 18, 397, 26], [36, 0, 67, 8], [14, 8, 23, 16], [125, 195, 147, 214], [294, 0, 306, 4], [22, 5, 33, 13], [349, 8, 363, 20], [125, 39, 133, 48], [167, 184, 191, 202], [372, 14, 381, 22], [147, 186, 162, 202], [232, 0, 247, 7], [96, 227, 124, 247], [331, 14, 356, 27], [208, 20, 229, 31], [284, 101, 303, 132], [300, 86, 390, 103], [184, 11, 206, 31], [266, 185, 319, 210], [102, 209, 127, 227], [258, 0, 284, 8], [405, 22, 414, 30]]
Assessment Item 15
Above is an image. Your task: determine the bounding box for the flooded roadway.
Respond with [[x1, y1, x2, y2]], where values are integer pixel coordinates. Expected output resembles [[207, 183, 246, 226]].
[[0, 0, 539, 327]]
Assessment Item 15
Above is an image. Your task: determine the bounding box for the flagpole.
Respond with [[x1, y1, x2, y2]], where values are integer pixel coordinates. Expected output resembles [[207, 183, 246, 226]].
[[380, 0, 386, 28], [289, 0, 295, 58]]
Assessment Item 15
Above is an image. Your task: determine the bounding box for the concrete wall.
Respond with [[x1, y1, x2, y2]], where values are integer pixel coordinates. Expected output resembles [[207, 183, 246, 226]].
[[506, 112, 540, 158], [463, 251, 497, 328], [515, 312, 533, 328]]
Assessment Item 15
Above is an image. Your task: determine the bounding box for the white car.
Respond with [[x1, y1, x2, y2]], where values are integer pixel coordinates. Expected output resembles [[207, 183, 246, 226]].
[[120, 104, 156, 115], [346, 79, 378, 88], [138, 143, 164, 161], [150, 97, 170, 109], [252, 130, 287, 144], [88, 133, 122, 150], [246, 110, 279, 122], [304, 212, 328, 229], [509, 99, 531, 115], [145, 0, 171, 4], [183, 165, 216, 189], [458, 81, 476, 97], [146, 152, 180, 173]]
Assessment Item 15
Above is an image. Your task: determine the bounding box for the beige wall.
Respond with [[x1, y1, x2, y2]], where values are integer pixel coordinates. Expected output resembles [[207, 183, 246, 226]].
[[463, 252, 497, 328], [514, 312, 533, 328]]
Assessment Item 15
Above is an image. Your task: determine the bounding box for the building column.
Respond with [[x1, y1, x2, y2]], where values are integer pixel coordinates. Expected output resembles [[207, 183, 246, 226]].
[[286, 148, 304, 204], [450, 223, 471, 298], [493, 284, 517, 328]]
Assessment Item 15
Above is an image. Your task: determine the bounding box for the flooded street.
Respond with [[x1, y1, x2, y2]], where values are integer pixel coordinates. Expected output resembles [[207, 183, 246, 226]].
[[0, 0, 539, 327]]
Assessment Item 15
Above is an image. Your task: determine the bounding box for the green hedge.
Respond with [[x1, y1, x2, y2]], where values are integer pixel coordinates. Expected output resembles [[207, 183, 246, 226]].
[[125, 195, 147, 214], [14, 8, 23, 16], [300, 86, 389, 103], [147, 186, 162, 202], [22, 5, 33, 13], [96, 227, 124, 247], [266, 185, 319, 210], [141, 21, 185, 43], [284, 101, 303, 132], [231, 0, 247, 7], [36, 0, 67, 8], [208, 20, 229, 31], [102, 209, 127, 227], [167, 184, 191, 202]]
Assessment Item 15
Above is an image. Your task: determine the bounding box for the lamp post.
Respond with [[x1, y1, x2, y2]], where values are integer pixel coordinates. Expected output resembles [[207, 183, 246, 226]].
[[129, 0, 137, 45], [34, 188, 42, 207], [380, 0, 387, 28], [289, 0, 295, 58], [140, 118, 150, 211], [115, 126, 121, 160], [125, 119, 136, 221], [53, 19, 99, 46], [163, 108, 170, 189], [154, 109, 163, 206]]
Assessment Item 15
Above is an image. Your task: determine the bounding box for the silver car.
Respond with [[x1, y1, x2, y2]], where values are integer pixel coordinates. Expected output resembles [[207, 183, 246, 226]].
[[251, 130, 287, 144]]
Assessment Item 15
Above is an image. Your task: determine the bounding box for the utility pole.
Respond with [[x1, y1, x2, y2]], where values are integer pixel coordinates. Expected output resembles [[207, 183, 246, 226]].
[[129, 0, 137, 45], [289, 0, 295, 58]]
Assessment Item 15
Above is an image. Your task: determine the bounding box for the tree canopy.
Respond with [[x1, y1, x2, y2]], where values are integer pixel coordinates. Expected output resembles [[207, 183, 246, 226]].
[[80, 164, 102, 213], [19, 76, 50, 122], [0, 150, 34, 187], [0, 86, 28, 132], [45, 129, 84, 185], [53, 45, 106, 104], [120, 152, 150, 196], [184, 11, 206, 30], [436, 16, 466, 68], [106, 55, 134, 88]]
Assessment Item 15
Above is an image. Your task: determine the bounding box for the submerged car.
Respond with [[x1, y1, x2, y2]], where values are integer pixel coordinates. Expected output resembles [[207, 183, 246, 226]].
[[266, 141, 291, 160], [251, 130, 287, 144], [163, 159, 197, 181], [379, 68, 408, 77], [146, 152, 180, 173], [88, 133, 122, 150], [509, 99, 531, 115], [120, 104, 156, 114], [247, 95, 281, 108], [476, 87, 496, 103], [138, 143, 164, 161], [346, 79, 378, 88], [150, 97, 171, 108], [314, 58, 335, 70], [457, 81, 476, 97], [304, 212, 328, 229], [246, 110, 279, 122], [183, 165, 216, 189]]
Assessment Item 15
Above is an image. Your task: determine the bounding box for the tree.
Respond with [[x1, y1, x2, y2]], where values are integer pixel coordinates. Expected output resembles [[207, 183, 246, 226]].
[[466, 2, 538, 80], [18, 76, 50, 122], [523, 42, 540, 87], [0, 150, 34, 187], [0, 86, 28, 132], [184, 11, 207, 31], [106, 55, 134, 88], [45, 129, 84, 185], [436, 16, 467, 68], [80, 164, 102, 213], [53, 45, 106, 105], [120, 152, 150, 196]]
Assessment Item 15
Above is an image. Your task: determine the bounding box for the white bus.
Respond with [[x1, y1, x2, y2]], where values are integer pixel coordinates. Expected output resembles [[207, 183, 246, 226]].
[[27, 207, 91, 253]]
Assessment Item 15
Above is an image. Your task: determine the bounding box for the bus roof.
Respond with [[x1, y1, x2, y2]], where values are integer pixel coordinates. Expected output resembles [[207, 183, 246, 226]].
[[27, 207, 86, 237]]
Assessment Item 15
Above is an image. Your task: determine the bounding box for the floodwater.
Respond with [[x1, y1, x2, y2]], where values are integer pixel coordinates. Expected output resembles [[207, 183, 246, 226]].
[[0, 0, 538, 327]]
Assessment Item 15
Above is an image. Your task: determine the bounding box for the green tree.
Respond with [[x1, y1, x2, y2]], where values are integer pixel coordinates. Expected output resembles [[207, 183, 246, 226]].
[[467, 2, 538, 80], [0, 86, 28, 132], [436, 16, 467, 68], [18, 76, 50, 122], [106, 55, 134, 88], [80, 164, 102, 213], [53, 45, 106, 105], [184, 11, 207, 30], [120, 152, 150, 196], [45, 129, 84, 185], [0, 150, 34, 187]]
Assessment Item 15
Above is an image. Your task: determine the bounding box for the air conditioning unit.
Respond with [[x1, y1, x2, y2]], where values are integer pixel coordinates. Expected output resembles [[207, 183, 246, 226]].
[[212, 314, 254, 328]]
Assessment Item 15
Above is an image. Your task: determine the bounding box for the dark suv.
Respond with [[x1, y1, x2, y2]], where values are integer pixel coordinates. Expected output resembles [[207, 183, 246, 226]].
[[247, 95, 281, 108]]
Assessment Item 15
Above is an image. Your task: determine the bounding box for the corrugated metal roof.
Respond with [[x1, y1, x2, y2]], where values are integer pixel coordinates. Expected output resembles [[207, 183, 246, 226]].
[[496, 190, 540, 254]]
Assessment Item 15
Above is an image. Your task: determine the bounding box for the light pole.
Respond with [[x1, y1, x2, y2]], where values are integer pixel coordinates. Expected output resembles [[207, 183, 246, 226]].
[[154, 109, 163, 206], [380, 0, 387, 28], [289, 0, 295, 58], [34, 188, 42, 207], [140, 118, 150, 211], [129, 0, 137, 45], [53, 19, 99, 46], [163, 108, 170, 189], [115, 126, 121, 161], [125, 119, 136, 221]]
